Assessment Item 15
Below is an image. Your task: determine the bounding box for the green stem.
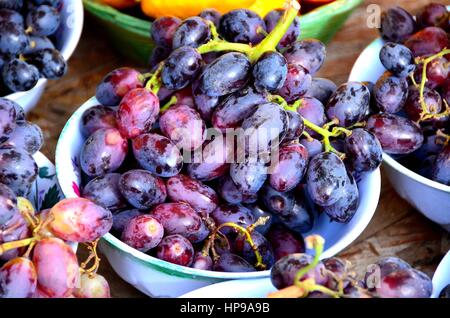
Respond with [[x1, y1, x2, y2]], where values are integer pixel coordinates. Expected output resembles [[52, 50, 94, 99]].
[[160, 96, 178, 113], [197, 40, 252, 55], [0, 237, 37, 255], [145, 63, 163, 95], [269, 94, 289, 109], [294, 235, 324, 284]]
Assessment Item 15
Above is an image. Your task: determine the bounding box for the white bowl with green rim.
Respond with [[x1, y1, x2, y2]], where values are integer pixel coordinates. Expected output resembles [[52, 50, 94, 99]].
[[55, 96, 381, 298]]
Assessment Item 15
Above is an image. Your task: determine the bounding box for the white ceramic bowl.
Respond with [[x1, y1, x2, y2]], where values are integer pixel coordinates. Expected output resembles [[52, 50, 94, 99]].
[[55, 97, 381, 297], [5, 0, 84, 113], [432, 251, 450, 298], [349, 35, 450, 231]]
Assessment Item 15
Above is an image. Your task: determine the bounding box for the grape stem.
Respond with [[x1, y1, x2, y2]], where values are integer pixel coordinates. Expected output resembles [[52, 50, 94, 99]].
[[145, 63, 163, 95], [0, 237, 36, 255], [160, 96, 178, 113], [436, 129, 450, 146], [80, 239, 101, 276]]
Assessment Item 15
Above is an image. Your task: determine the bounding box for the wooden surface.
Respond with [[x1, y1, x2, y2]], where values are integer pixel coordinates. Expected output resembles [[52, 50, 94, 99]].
[[29, 0, 449, 298]]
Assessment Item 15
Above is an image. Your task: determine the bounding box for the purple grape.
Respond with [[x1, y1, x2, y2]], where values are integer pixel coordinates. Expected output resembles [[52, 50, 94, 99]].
[[199, 8, 221, 27], [284, 110, 304, 142], [230, 156, 268, 195], [296, 96, 327, 137], [244, 204, 272, 235], [404, 26, 449, 58], [379, 42, 415, 78], [0, 183, 18, 227], [267, 224, 305, 261], [373, 72, 408, 114], [283, 39, 326, 75], [161, 46, 202, 90], [148, 46, 170, 69], [81, 105, 117, 138], [192, 251, 213, 270], [217, 175, 257, 205], [417, 3, 449, 29], [172, 17, 211, 49], [213, 253, 256, 272], [157, 234, 194, 266], [404, 86, 442, 122], [2, 59, 39, 92], [432, 145, 450, 185], [0, 8, 23, 26], [252, 51, 287, 93], [25, 48, 67, 80], [305, 77, 337, 105], [82, 173, 127, 213], [151, 16, 181, 48], [0, 21, 29, 55], [278, 64, 312, 103], [192, 78, 220, 122], [300, 137, 323, 158], [379, 7, 416, 43], [121, 215, 164, 252], [218, 9, 265, 45], [26, 5, 60, 37], [0, 98, 17, 142], [0, 147, 37, 196], [439, 285, 450, 298], [264, 9, 300, 50], [2, 120, 43, 154], [211, 204, 255, 233], [234, 231, 274, 268], [112, 209, 143, 234], [119, 170, 167, 209], [344, 128, 383, 173], [377, 268, 432, 298]]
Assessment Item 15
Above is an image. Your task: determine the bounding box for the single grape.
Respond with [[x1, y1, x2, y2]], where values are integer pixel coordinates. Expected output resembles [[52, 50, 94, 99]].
[[379, 7, 416, 43], [151, 16, 181, 48], [211, 85, 267, 132], [300, 137, 323, 158], [26, 5, 60, 36], [0, 21, 28, 55], [82, 173, 127, 212], [252, 51, 287, 93], [121, 215, 164, 252], [81, 105, 117, 137], [191, 78, 220, 122], [74, 273, 110, 298], [112, 209, 143, 235], [0, 147, 37, 196], [156, 234, 194, 267], [2, 120, 44, 154], [25, 48, 67, 79], [432, 145, 450, 185], [192, 251, 213, 270], [377, 268, 432, 298], [166, 174, 219, 216], [373, 72, 408, 114], [198, 52, 251, 97], [379, 42, 415, 78], [95, 68, 144, 107], [230, 156, 268, 195], [0, 257, 37, 298], [2, 59, 39, 92], [172, 16, 211, 49], [24, 35, 54, 54], [284, 110, 304, 142], [306, 152, 348, 207], [161, 46, 202, 90], [366, 114, 424, 154], [32, 237, 79, 298], [119, 170, 167, 209], [117, 88, 160, 139], [344, 128, 383, 173], [404, 26, 449, 57], [219, 9, 265, 45], [283, 39, 326, 75], [296, 96, 327, 137], [132, 133, 183, 178], [213, 253, 256, 272], [404, 86, 442, 122], [0, 8, 23, 26], [211, 204, 255, 233], [199, 8, 221, 27], [264, 9, 300, 50], [148, 46, 170, 69], [234, 231, 275, 268], [417, 3, 449, 29], [0, 183, 18, 227], [260, 184, 294, 215], [278, 63, 312, 103], [244, 204, 272, 235], [414, 56, 449, 90], [0, 98, 17, 141], [217, 175, 257, 205], [80, 128, 128, 177], [173, 85, 195, 107], [151, 203, 209, 243], [305, 77, 337, 105], [270, 253, 327, 289], [326, 82, 370, 127], [439, 285, 450, 298], [267, 224, 305, 261], [159, 104, 206, 151]]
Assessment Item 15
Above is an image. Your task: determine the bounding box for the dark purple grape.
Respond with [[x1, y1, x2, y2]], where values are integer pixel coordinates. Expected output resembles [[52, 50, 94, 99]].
[[198, 52, 251, 97], [379, 42, 415, 78], [80, 128, 128, 177], [95, 68, 144, 107], [306, 152, 348, 207], [326, 82, 370, 127], [432, 145, 450, 185], [159, 104, 206, 151], [264, 9, 300, 50], [234, 231, 274, 268], [192, 251, 213, 270], [2, 59, 39, 92], [230, 156, 267, 195], [260, 184, 294, 215], [213, 253, 255, 272], [0, 8, 24, 26], [278, 64, 312, 103], [0, 98, 17, 141], [377, 268, 432, 298], [0, 183, 18, 227], [379, 7, 416, 43], [112, 209, 143, 234], [161, 46, 202, 90], [191, 78, 220, 121], [117, 88, 160, 139], [283, 39, 326, 75], [284, 110, 304, 142], [439, 285, 450, 298], [211, 85, 267, 132], [0, 147, 37, 196], [30, 0, 61, 8], [270, 253, 327, 289], [151, 16, 181, 48], [441, 79, 450, 105], [0, 213, 29, 261], [166, 174, 218, 216], [199, 8, 221, 27], [26, 5, 60, 36], [82, 173, 127, 212], [417, 3, 449, 29], [405, 26, 449, 58], [320, 172, 359, 223], [211, 204, 255, 233], [157, 234, 194, 266], [404, 86, 442, 122], [25, 48, 67, 79], [152, 203, 209, 243], [172, 17, 211, 49], [121, 215, 164, 252], [305, 77, 337, 105], [267, 224, 304, 261], [24, 36, 54, 55], [119, 169, 167, 209], [81, 105, 117, 138], [300, 137, 323, 158], [365, 257, 412, 290], [269, 143, 308, 192], [414, 56, 449, 90], [2, 120, 43, 154], [148, 46, 170, 69], [0, 21, 29, 55], [132, 133, 183, 178], [244, 204, 272, 235], [373, 72, 408, 114], [252, 51, 287, 93], [0, 0, 22, 10], [366, 114, 424, 155], [218, 9, 265, 45], [217, 175, 256, 205], [344, 128, 383, 173]]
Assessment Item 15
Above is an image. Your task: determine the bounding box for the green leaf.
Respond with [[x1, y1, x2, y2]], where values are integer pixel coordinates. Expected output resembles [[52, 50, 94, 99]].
[[40, 185, 61, 210]]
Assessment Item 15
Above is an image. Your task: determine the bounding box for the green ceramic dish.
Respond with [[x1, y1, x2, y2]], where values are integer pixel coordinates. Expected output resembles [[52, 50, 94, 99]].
[[83, 0, 363, 64]]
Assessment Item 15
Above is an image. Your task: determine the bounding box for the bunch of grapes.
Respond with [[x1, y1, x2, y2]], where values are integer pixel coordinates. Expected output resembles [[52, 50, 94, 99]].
[[82, 0, 383, 273], [364, 3, 450, 186], [267, 235, 435, 298], [0, 0, 67, 96]]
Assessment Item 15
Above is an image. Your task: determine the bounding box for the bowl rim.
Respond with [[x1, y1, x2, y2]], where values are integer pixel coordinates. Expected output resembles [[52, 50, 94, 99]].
[[56, 96, 381, 280], [349, 36, 450, 194], [5, 0, 85, 101]]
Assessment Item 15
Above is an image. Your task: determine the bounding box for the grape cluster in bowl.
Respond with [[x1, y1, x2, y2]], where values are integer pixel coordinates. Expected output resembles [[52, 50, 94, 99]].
[[76, 1, 383, 273], [363, 3, 449, 186], [0, 0, 68, 96]]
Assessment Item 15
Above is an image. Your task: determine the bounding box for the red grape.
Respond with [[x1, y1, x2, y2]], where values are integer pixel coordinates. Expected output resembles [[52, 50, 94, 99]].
[[0, 257, 37, 298], [121, 215, 164, 252], [156, 234, 194, 266], [267, 224, 305, 261], [404, 26, 449, 57], [192, 251, 213, 270], [278, 63, 312, 103], [81, 105, 117, 138], [213, 253, 255, 272]]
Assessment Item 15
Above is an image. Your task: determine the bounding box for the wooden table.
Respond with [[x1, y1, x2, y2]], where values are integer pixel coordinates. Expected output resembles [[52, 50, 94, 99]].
[[29, 0, 449, 297]]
